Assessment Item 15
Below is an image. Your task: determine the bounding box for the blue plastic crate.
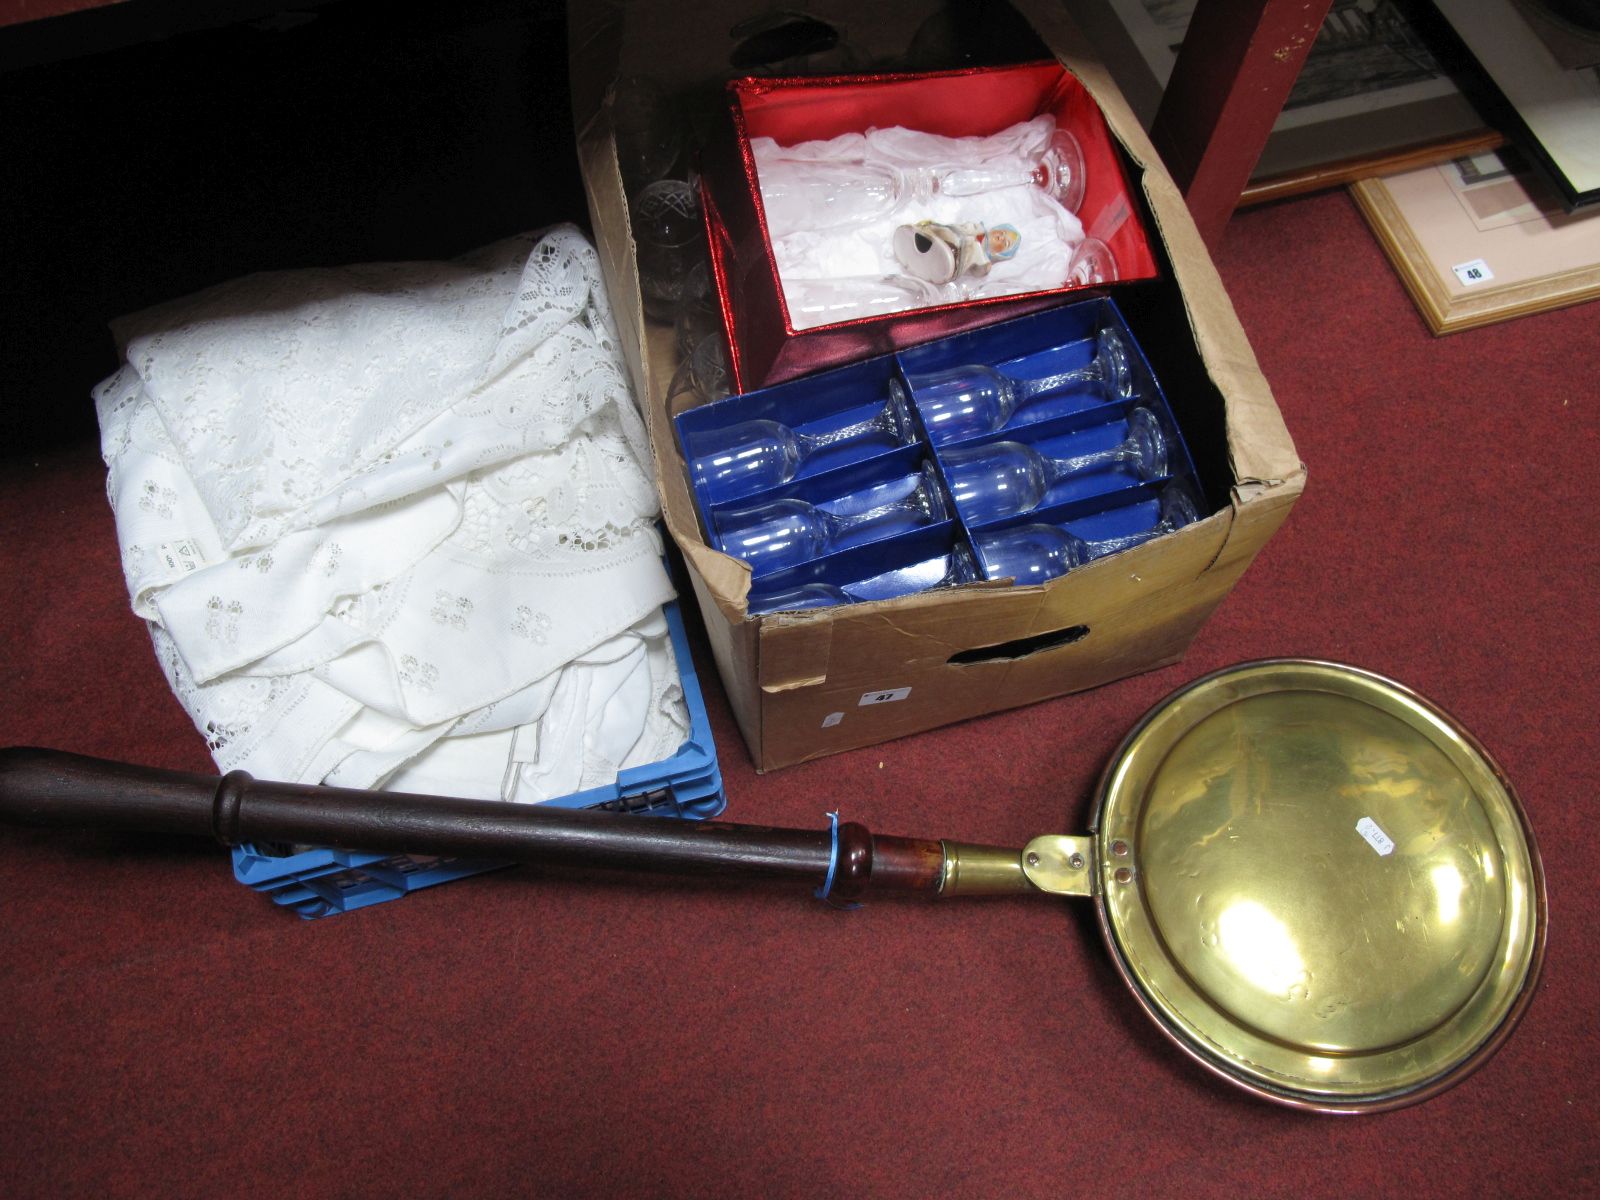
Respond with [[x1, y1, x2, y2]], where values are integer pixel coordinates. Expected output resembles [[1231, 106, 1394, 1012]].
[[230, 597, 724, 918]]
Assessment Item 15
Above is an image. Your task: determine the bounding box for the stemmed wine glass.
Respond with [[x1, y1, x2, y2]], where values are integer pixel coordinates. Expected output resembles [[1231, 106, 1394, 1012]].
[[757, 128, 1087, 232], [685, 386, 915, 505], [714, 462, 948, 576], [902, 325, 1135, 445], [973, 483, 1201, 585], [941, 408, 1167, 524], [747, 542, 979, 614]]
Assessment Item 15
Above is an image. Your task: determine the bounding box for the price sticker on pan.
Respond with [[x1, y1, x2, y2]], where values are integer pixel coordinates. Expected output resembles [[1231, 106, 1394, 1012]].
[[1453, 258, 1494, 286], [1356, 816, 1395, 857]]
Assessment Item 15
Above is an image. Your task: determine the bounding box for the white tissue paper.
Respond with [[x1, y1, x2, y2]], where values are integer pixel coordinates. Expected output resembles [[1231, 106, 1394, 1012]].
[[751, 115, 1086, 329], [95, 225, 689, 802]]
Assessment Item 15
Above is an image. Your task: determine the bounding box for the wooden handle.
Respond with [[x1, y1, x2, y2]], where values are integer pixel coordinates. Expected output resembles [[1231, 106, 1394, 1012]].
[[0, 747, 947, 902]]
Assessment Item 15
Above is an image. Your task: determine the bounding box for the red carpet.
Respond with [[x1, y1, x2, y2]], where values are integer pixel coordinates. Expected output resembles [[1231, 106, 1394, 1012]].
[[2, 189, 1596, 1196]]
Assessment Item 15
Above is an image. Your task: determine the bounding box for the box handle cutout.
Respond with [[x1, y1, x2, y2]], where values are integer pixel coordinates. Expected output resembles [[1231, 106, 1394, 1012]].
[[948, 624, 1089, 665]]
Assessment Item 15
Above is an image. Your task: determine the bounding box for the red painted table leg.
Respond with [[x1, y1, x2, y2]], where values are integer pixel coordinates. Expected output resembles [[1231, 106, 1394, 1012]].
[[1151, 0, 1334, 248]]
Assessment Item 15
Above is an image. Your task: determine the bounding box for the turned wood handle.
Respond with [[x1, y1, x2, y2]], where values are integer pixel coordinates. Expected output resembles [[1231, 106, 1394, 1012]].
[[0, 747, 947, 902]]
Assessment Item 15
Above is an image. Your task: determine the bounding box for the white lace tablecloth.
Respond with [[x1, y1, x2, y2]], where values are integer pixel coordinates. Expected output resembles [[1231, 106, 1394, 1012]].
[[95, 226, 688, 801]]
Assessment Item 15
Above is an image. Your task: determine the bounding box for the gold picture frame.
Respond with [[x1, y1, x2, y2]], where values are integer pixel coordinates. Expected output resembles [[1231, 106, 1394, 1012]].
[[1350, 150, 1600, 335]]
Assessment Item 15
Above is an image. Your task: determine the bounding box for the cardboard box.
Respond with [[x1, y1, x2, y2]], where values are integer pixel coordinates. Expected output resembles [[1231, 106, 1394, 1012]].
[[569, 0, 1305, 771], [701, 61, 1160, 391]]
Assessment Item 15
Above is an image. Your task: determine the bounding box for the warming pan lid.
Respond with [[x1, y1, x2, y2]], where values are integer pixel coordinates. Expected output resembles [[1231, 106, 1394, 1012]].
[[1093, 660, 1546, 1112]]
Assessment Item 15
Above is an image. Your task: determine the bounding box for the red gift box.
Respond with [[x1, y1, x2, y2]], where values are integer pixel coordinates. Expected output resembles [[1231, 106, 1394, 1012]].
[[700, 60, 1159, 392]]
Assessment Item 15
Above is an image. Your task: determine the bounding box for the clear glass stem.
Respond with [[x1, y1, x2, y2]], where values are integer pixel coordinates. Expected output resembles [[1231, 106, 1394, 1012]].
[[1086, 517, 1176, 559], [795, 409, 892, 454], [821, 493, 926, 544], [1040, 441, 1130, 485], [1015, 360, 1103, 403], [931, 165, 1040, 197]]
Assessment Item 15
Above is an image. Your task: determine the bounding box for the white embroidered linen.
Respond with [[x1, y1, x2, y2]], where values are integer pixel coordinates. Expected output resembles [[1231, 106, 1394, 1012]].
[[751, 116, 1086, 329], [95, 226, 688, 801]]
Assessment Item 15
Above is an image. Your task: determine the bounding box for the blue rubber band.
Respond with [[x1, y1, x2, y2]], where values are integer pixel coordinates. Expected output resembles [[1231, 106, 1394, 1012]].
[[815, 811, 842, 901], [815, 811, 862, 910]]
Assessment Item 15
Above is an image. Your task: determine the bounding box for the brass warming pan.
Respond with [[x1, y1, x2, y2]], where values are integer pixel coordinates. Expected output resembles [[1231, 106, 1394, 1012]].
[[0, 659, 1545, 1113]]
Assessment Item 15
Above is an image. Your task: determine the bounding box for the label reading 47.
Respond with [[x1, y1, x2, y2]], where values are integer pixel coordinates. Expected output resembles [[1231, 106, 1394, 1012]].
[[858, 687, 911, 706]]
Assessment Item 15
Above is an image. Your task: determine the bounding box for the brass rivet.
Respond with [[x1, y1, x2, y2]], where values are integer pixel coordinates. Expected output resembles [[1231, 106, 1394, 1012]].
[[1111, 839, 1130, 858], [1114, 866, 1133, 885], [1068, 853, 1085, 870], [1026, 852, 1040, 867]]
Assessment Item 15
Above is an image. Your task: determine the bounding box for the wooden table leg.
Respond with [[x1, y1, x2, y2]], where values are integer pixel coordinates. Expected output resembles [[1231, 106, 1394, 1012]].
[[1150, 0, 1334, 248]]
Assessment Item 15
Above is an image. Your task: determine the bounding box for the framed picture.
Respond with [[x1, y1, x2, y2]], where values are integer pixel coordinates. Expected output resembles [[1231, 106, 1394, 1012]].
[[1350, 148, 1600, 333], [1071, 0, 1492, 191], [1425, 0, 1600, 209]]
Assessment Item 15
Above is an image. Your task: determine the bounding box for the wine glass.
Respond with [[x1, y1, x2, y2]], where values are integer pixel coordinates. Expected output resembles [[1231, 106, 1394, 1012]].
[[757, 127, 1089, 232], [972, 483, 1201, 584], [903, 325, 1136, 445], [941, 409, 1167, 524], [685, 386, 915, 504], [713, 462, 948, 576]]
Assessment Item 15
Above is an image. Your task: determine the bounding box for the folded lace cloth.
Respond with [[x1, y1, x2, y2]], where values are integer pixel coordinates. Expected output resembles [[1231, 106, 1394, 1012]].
[[95, 225, 688, 801], [751, 115, 1085, 329]]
